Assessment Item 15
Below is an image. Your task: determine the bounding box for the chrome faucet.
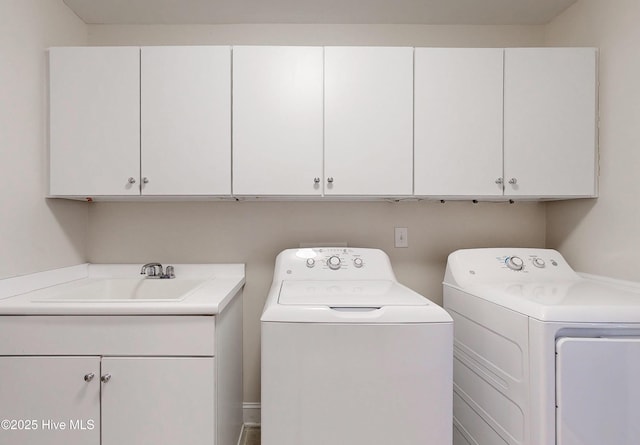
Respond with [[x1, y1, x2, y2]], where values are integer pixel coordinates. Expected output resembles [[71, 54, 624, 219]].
[[140, 263, 175, 279]]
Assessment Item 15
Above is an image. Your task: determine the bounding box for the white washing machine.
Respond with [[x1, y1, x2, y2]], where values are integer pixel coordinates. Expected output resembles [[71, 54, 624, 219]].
[[261, 247, 453, 445], [443, 248, 640, 445]]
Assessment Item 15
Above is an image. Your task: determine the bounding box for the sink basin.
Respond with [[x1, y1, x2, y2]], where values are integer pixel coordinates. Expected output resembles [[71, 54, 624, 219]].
[[32, 278, 206, 302]]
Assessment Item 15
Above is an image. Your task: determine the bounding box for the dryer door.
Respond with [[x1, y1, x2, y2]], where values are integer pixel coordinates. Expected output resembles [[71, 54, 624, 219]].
[[556, 337, 640, 445]]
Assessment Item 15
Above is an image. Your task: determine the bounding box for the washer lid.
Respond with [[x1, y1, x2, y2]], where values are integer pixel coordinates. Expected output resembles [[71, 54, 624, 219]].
[[278, 280, 428, 307]]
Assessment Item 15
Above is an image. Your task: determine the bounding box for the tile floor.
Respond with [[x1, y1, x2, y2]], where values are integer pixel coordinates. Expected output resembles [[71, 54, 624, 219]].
[[241, 425, 261, 445]]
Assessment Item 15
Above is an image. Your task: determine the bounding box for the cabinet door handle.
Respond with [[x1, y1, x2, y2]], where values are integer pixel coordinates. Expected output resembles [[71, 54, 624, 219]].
[[142, 177, 149, 184], [495, 178, 503, 185], [128, 177, 136, 184], [101, 374, 111, 383], [508, 178, 518, 185], [314, 177, 320, 184], [327, 177, 334, 183], [84, 373, 95, 382]]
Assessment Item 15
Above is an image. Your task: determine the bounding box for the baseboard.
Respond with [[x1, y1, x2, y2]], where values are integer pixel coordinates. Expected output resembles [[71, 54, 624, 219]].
[[243, 402, 261, 425]]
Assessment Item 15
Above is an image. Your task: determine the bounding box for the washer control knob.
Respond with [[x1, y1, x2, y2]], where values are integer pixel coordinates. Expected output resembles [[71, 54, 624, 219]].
[[353, 258, 364, 268], [306, 258, 315, 268], [532, 257, 546, 268], [506, 256, 524, 271], [327, 256, 341, 270]]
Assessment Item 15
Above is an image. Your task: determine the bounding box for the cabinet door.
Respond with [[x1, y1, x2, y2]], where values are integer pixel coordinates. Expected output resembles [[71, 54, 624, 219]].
[[414, 48, 504, 197], [504, 48, 597, 197], [0, 356, 100, 445], [233, 46, 323, 196], [49, 47, 140, 196], [324, 47, 413, 196], [141, 46, 231, 195], [101, 357, 215, 445]]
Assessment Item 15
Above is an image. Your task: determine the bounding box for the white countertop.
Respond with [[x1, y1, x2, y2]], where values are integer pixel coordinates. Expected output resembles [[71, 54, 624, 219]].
[[0, 263, 245, 315]]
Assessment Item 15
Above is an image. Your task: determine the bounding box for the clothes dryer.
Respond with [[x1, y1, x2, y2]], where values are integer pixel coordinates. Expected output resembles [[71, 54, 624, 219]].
[[261, 247, 453, 445], [444, 248, 640, 445]]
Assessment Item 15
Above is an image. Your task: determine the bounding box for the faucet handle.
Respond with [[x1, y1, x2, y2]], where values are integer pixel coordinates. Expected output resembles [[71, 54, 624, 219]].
[[164, 266, 175, 279], [141, 262, 163, 278]]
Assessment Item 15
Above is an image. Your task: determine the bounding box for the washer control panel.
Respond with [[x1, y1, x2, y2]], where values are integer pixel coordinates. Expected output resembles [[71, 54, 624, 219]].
[[275, 248, 396, 281]]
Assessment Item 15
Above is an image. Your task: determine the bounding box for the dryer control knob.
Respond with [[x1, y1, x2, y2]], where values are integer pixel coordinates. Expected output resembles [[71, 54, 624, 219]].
[[353, 258, 364, 268], [327, 256, 341, 270], [532, 257, 546, 268], [506, 256, 524, 271]]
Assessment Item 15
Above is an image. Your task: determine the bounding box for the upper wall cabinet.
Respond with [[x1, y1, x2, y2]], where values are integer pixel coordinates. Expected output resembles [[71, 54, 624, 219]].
[[415, 47, 597, 199], [232, 46, 323, 196], [324, 47, 414, 196], [503, 48, 597, 198], [141, 46, 231, 195], [50, 47, 140, 196], [49, 45, 596, 201], [49, 46, 231, 197], [414, 48, 505, 197]]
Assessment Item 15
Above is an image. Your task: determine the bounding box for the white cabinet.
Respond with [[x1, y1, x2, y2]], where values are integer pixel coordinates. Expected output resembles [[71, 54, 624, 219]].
[[49, 47, 140, 196], [234, 46, 413, 197], [0, 356, 214, 445], [141, 46, 231, 195], [504, 48, 597, 198], [415, 47, 597, 199], [414, 48, 504, 197], [0, 356, 101, 445], [49, 46, 231, 197], [232, 46, 324, 196], [324, 47, 414, 196], [0, 296, 242, 445], [49, 45, 597, 200], [101, 357, 215, 445]]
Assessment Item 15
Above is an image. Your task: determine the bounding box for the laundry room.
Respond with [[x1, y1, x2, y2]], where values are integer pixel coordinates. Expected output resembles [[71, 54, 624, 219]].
[[1, 1, 639, 444]]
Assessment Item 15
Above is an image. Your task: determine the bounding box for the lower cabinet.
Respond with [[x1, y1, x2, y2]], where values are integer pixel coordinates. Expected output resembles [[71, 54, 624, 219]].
[[0, 356, 214, 445], [0, 301, 243, 445], [0, 356, 100, 445], [102, 357, 215, 445]]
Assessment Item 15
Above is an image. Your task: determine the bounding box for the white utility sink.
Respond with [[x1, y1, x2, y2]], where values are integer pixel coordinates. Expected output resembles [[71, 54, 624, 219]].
[[0, 263, 245, 315], [31, 278, 206, 302]]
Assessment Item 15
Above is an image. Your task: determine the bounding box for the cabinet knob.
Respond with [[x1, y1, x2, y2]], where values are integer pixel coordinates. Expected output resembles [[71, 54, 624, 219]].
[[84, 373, 95, 382], [101, 374, 111, 383], [495, 178, 504, 185], [142, 177, 149, 184], [508, 178, 518, 185], [128, 177, 136, 184], [314, 177, 320, 184], [327, 177, 334, 183]]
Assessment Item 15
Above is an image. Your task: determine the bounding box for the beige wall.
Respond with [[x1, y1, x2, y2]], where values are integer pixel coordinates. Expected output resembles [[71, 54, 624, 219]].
[[545, 0, 640, 279], [88, 23, 545, 47], [0, 0, 88, 279], [88, 200, 545, 403], [86, 14, 548, 409]]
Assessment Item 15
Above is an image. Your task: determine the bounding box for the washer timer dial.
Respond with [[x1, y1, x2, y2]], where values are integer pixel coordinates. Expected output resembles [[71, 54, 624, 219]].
[[506, 256, 524, 271], [327, 256, 342, 270]]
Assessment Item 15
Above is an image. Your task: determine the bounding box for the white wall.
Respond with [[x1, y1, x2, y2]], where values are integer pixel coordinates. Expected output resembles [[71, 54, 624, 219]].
[[545, 0, 640, 279], [86, 23, 547, 404], [0, 0, 88, 279]]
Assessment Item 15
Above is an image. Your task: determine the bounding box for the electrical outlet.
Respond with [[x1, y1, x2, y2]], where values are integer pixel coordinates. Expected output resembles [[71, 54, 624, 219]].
[[394, 227, 408, 248]]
